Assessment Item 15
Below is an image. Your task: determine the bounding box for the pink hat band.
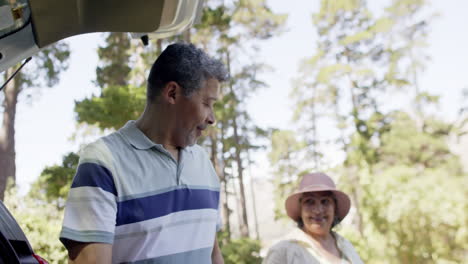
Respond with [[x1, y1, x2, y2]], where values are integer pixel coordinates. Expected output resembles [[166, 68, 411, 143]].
[[297, 184, 337, 192]]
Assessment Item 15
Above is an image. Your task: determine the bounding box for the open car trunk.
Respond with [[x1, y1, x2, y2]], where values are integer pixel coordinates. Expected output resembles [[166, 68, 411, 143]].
[[0, 0, 204, 72]]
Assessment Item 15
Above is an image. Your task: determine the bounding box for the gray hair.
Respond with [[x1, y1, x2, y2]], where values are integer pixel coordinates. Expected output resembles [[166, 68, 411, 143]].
[[147, 42, 229, 101]]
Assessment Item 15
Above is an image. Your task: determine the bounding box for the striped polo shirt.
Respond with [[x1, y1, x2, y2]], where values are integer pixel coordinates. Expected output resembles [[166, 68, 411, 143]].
[[60, 121, 221, 263]]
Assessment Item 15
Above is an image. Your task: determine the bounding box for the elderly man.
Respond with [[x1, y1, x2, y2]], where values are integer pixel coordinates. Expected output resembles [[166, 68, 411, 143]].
[[60, 43, 229, 264]]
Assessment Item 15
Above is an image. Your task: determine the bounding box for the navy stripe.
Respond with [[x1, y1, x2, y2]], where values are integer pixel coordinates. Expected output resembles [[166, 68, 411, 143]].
[[71, 163, 117, 196], [116, 188, 219, 226]]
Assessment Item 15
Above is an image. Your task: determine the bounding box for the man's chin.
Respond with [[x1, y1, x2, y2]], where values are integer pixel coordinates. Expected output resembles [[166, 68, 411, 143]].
[[186, 137, 199, 147]]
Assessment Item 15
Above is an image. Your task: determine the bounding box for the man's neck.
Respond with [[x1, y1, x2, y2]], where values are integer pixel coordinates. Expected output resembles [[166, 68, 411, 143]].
[[135, 106, 180, 161]]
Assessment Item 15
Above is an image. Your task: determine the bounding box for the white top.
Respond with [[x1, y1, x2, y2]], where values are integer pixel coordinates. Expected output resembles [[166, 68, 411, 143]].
[[263, 228, 364, 264]]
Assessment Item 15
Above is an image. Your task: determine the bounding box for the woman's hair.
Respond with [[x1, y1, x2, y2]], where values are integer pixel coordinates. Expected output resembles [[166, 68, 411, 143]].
[[296, 191, 341, 230]]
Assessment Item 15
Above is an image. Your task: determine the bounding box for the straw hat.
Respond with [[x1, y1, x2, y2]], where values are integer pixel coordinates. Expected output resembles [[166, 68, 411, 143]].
[[285, 172, 351, 222]]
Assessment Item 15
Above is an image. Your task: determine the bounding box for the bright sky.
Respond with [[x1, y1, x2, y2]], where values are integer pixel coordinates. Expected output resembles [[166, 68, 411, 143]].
[[11, 0, 468, 193]]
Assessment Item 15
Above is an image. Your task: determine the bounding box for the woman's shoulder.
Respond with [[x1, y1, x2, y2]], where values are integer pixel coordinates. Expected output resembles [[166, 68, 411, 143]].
[[333, 232, 364, 264], [333, 232, 356, 249], [333, 232, 350, 243], [269, 239, 304, 252], [270, 229, 311, 248], [263, 239, 309, 264]]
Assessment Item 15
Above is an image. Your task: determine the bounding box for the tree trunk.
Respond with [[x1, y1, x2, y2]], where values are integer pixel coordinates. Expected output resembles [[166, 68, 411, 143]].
[[226, 51, 249, 237], [221, 177, 231, 240], [231, 112, 249, 237], [350, 170, 364, 236], [310, 86, 319, 170], [0, 68, 19, 200], [347, 79, 364, 236], [210, 124, 231, 241], [247, 151, 260, 240], [220, 122, 231, 240]]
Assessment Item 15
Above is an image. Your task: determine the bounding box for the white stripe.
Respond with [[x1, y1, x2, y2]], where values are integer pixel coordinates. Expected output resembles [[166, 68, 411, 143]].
[[79, 139, 118, 179], [112, 209, 217, 263], [115, 208, 217, 235], [63, 186, 117, 233]]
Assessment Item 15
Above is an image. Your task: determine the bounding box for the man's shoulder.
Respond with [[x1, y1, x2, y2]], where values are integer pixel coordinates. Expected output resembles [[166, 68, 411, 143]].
[[80, 138, 108, 156], [82, 128, 133, 156], [78, 134, 123, 166], [81, 129, 127, 149]]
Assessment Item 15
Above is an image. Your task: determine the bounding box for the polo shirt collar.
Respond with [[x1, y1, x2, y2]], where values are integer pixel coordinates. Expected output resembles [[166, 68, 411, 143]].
[[119, 121, 194, 154], [120, 120, 157, 150]]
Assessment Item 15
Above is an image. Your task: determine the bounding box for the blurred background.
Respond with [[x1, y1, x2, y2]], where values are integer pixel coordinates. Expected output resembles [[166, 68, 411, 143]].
[[1, 0, 467, 263]]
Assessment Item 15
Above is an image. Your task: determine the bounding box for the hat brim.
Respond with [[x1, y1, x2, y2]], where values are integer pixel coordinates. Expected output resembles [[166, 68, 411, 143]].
[[285, 185, 351, 223]]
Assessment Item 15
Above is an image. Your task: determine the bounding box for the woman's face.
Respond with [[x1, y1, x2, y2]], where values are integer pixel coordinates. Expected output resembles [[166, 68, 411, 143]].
[[300, 191, 336, 238]]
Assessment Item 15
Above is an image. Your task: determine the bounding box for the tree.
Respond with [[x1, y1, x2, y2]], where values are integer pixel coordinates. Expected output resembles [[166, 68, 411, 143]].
[[0, 42, 70, 200], [339, 111, 468, 263], [4, 181, 68, 263], [268, 130, 306, 219], [192, 0, 286, 238], [74, 33, 144, 130], [286, 0, 433, 233], [269, 0, 468, 262], [30, 152, 79, 209], [218, 231, 263, 264]]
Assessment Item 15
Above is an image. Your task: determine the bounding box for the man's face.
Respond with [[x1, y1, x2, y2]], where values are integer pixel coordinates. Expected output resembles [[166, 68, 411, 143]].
[[174, 78, 220, 147], [300, 191, 336, 237]]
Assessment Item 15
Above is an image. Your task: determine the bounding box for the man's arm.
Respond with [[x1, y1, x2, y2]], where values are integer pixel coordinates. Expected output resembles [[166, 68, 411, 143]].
[[211, 236, 224, 264], [64, 240, 112, 264]]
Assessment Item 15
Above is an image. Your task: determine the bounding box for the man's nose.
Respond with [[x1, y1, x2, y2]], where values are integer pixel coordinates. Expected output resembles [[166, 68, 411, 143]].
[[207, 110, 216, 125]]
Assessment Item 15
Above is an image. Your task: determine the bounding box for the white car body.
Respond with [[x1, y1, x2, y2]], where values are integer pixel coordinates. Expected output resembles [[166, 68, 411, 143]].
[[0, 0, 204, 73]]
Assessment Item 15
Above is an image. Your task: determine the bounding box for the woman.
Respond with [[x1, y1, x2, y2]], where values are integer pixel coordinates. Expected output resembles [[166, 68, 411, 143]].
[[263, 172, 363, 264]]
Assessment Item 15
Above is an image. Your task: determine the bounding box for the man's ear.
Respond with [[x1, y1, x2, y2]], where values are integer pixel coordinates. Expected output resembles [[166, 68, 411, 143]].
[[161, 81, 180, 104]]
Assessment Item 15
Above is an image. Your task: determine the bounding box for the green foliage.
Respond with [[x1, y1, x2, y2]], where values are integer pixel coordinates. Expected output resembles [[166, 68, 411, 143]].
[[196, 5, 231, 31], [191, 0, 287, 238], [369, 18, 395, 33], [339, 31, 373, 45], [268, 130, 308, 219], [95, 33, 132, 88], [21, 41, 71, 88], [1, 40, 70, 200], [218, 231, 262, 264], [379, 112, 460, 170], [74, 32, 136, 130], [75, 85, 146, 130], [4, 183, 67, 264], [232, 0, 287, 40], [270, 1, 468, 263], [30, 152, 79, 206], [336, 112, 468, 263], [352, 166, 468, 263], [315, 0, 361, 24]]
